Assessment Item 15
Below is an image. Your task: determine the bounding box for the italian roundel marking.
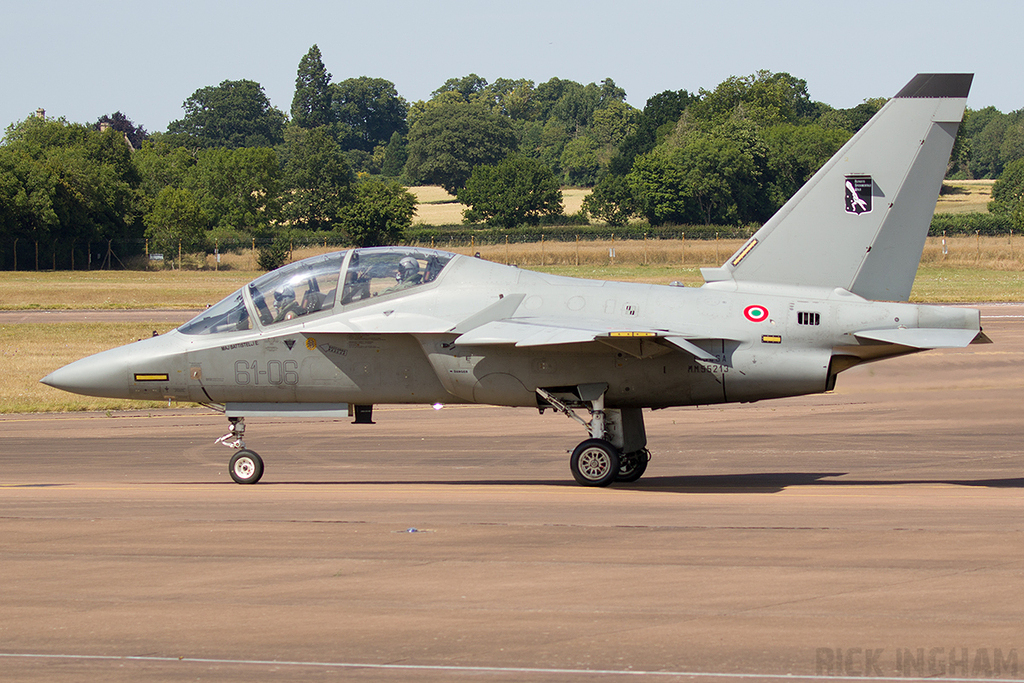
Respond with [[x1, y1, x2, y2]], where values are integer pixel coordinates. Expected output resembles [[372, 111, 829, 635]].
[[744, 305, 769, 322]]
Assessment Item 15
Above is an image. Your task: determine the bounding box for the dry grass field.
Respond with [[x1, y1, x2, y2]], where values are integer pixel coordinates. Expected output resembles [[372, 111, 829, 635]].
[[1, 322, 179, 413], [934, 179, 996, 214], [409, 181, 992, 226], [410, 186, 591, 225]]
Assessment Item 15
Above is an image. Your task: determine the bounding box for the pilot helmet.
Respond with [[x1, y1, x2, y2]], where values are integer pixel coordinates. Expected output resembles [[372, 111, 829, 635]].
[[273, 285, 295, 308], [398, 256, 419, 281]]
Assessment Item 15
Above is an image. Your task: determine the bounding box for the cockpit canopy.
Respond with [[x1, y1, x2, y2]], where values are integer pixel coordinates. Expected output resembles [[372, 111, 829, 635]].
[[179, 247, 455, 336]]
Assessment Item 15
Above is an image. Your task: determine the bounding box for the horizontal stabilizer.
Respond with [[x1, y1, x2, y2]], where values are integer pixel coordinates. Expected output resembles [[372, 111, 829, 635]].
[[854, 327, 982, 349]]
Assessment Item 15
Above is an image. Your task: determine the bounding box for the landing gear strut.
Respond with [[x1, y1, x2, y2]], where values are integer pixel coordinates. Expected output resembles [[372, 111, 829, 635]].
[[216, 416, 265, 484], [537, 386, 650, 487]]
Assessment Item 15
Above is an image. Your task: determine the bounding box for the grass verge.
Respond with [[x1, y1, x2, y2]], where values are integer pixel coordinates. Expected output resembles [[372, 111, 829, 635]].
[[1, 322, 182, 413]]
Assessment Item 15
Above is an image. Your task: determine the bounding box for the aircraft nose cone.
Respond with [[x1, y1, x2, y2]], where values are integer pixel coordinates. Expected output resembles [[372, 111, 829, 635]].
[[40, 331, 189, 400], [41, 346, 134, 399]]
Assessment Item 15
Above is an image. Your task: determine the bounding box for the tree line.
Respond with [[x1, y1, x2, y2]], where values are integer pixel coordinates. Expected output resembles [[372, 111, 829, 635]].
[[2, 45, 1023, 271]]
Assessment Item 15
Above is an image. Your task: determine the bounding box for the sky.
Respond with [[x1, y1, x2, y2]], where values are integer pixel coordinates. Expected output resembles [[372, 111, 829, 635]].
[[3, 0, 1021, 135]]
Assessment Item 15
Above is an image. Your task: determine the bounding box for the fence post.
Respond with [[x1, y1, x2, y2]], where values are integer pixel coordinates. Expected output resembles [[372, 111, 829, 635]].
[[13, 238, 18, 271], [575, 234, 579, 266], [681, 232, 685, 265], [541, 234, 545, 266], [35, 240, 39, 271]]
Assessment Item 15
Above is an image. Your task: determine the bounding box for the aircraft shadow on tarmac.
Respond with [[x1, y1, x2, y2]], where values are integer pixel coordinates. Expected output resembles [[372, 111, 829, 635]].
[[184, 473, 1024, 494], [617, 473, 1024, 494]]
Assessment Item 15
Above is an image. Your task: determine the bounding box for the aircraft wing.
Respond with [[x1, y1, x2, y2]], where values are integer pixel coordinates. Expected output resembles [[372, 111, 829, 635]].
[[453, 317, 725, 361]]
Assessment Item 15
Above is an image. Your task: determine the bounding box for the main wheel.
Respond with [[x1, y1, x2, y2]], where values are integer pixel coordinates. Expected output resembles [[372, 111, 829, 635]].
[[570, 439, 620, 487], [616, 448, 650, 483], [229, 449, 264, 484]]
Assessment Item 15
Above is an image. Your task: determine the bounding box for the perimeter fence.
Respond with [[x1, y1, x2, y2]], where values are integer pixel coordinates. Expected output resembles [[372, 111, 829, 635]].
[[1, 215, 1019, 271]]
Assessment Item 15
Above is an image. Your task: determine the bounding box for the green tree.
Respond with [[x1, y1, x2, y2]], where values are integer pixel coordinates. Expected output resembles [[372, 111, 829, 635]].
[[291, 45, 333, 129], [404, 102, 517, 194], [458, 155, 563, 228], [692, 71, 815, 127], [338, 179, 416, 247], [582, 173, 637, 227], [432, 74, 489, 102], [183, 147, 282, 235], [609, 89, 696, 175], [964, 108, 1024, 178], [2, 116, 143, 246], [560, 136, 601, 185], [762, 123, 850, 209], [989, 157, 1024, 231], [0, 147, 59, 251], [281, 126, 352, 232], [479, 78, 536, 119], [381, 131, 407, 177], [166, 79, 286, 149], [629, 131, 764, 226], [551, 81, 601, 137], [330, 77, 408, 152], [144, 186, 208, 255], [590, 100, 640, 146], [134, 140, 197, 200]]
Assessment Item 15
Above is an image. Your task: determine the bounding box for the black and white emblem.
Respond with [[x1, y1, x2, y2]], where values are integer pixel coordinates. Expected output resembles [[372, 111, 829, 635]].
[[844, 175, 872, 215]]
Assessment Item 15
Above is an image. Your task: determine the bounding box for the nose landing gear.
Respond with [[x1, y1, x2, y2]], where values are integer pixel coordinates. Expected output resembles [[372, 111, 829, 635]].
[[216, 416, 265, 484]]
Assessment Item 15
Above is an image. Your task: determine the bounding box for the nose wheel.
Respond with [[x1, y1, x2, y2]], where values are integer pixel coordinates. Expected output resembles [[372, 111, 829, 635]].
[[216, 416, 265, 484], [229, 449, 264, 484]]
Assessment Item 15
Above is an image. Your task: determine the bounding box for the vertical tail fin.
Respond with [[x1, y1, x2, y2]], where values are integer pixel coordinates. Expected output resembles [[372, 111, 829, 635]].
[[702, 73, 972, 301]]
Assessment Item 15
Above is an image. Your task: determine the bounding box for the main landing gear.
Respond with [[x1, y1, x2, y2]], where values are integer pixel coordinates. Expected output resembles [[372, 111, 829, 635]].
[[537, 386, 650, 487], [216, 416, 265, 484]]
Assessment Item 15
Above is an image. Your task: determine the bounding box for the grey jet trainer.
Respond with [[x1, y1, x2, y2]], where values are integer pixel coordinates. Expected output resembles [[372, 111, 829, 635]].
[[43, 73, 987, 487]]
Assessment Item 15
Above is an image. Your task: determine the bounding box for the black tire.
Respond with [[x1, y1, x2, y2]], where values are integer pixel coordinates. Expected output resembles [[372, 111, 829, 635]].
[[616, 448, 650, 483], [570, 439, 620, 487], [229, 449, 264, 484]]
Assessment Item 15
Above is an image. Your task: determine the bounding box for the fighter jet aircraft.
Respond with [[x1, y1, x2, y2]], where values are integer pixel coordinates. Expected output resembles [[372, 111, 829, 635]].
[[42, 73, 987, 487]]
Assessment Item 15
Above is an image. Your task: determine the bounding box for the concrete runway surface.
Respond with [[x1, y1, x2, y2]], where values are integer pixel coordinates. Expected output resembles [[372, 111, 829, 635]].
[[1, 305, 1022, 682]]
